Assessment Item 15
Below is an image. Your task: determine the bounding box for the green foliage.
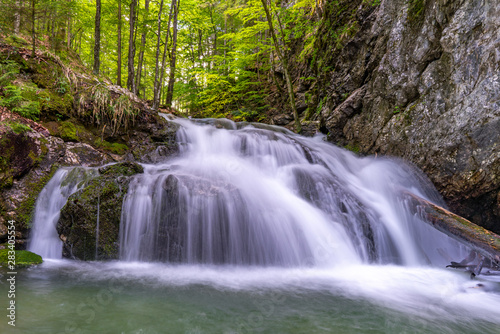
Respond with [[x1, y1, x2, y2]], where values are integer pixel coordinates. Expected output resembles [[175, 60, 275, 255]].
[[4, 121, 32, 134], [1, 0, 326, 123], [0, 60, 21, 86], [363, 0, 381, 6], [408, 0, 426, 22], [0, 85, 41, 120], [317, 96, 327, 115], [0, 249, 43, 267], [55, 77, 70, 95], [344, 143, 360, 153], [78, 84, 138, 134]]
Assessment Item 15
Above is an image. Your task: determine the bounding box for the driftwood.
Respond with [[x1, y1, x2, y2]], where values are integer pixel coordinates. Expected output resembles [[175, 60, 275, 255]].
[[403, 192, 500, 271]]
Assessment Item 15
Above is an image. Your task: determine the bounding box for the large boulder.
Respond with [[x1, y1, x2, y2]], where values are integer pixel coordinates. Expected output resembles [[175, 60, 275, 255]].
[[57, 162, 144, 260]]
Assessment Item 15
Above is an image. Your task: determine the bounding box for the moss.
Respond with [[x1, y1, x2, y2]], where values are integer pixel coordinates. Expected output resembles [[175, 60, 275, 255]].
[[344, 143, 361, 153], [94, 138, 129, 155], [408, 0, 426, 22], [35, 90, 73, 117], [98, 162, 144, 177], [0, 249, 43, 267], [58, 121, 78, 142], [4, 35, 29, 47]]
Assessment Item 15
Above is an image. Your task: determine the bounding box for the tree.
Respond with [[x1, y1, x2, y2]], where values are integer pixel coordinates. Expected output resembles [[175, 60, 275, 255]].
[[93, 0, 101, 75], [31, 0, 36, 57], [14, 0, 21, 34], [165, 0, 180, 108], [127, 0, 137, 92], [135, 0, 150, 95], [117, 0, 122, 86], [152, 0, 166, 110]]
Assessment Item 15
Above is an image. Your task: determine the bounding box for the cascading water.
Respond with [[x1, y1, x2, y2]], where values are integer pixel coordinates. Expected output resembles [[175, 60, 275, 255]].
[[118, 118, 468, 267], [28, 167, 98, 259], [20, 118, 500, 333]]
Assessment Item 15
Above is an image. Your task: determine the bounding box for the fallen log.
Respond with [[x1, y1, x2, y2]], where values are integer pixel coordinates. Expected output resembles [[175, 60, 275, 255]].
[[403, 192, 500, 268]]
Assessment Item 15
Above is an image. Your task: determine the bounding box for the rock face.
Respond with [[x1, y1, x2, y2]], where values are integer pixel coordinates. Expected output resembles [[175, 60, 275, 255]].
[[280, 0, 500, 233], [0, 110, 114, 248], [57, 162, 144, 260]]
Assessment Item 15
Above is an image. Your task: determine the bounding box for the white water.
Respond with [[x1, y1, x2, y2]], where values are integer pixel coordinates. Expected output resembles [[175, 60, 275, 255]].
[[118, 118, 468, 267], [23, 118, 500, 332], [28, 167, 98, 258]]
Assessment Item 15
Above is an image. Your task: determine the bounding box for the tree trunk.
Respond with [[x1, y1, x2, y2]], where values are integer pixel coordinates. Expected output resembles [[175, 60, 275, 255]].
[[223, 14, 227, 75], [165, 0, 180, 108], [67, 14, 71, 49], [260, 0, 301, 133], [117, 0, 122, 86], [158, 0, 175, 106], [127, 0, 137, 92], [152, 0, 166, 110], [93, 0, 101, 75], [135, 0, 150, 95], [404, 192, 500, 266], [198, 29, 203, 67], [14, 0, 21, 35], [31, 0, 36, 57]]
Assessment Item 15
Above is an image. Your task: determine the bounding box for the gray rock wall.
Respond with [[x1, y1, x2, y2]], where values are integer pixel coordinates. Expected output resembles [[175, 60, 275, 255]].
[[300, 0, 500, 232]]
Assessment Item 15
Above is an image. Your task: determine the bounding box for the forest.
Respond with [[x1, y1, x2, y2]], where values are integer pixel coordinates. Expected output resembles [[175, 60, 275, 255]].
[[0, 0, 332, 126]]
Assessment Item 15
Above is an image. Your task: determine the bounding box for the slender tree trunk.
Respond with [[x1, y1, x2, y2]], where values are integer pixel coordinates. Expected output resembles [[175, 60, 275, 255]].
[[14, 0, 21, 34], [209, 4, 217, 61], [223, 14, 227, 74], [67, 15, 71, 49], [198, 29, 202, 67], [158, 1, 174, 106], [127, 0, 137, 91], [165, 0, 180, 108], [135, 0, 150, 95], [93, 0, 101, 75], [152, 0, 166, 110], [260, 0, 301, 133], [117, 0, 122, 86], [31, 0, 36, 57]]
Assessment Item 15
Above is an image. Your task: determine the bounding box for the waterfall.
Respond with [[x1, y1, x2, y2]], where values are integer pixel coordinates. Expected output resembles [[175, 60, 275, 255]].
[[28, 167, 98, 259], [118, 118, 468, 266], [27, 118, 469, 265]]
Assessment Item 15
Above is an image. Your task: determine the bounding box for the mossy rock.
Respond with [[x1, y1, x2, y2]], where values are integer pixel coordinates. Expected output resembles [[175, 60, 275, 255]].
[[94, 138, 129, 155], [36, 90, 73, 118], [57, 162, 143, 260], [59, 121, 78, 142], [98, 162, 144, 176], [0, 249, 43, 268]]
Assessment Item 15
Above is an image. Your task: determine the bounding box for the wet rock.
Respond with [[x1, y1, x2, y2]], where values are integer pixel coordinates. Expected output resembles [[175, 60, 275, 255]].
[[272, 113, 294, 126], [126, 113, 179, 163], [57, 162, 144, 260]]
